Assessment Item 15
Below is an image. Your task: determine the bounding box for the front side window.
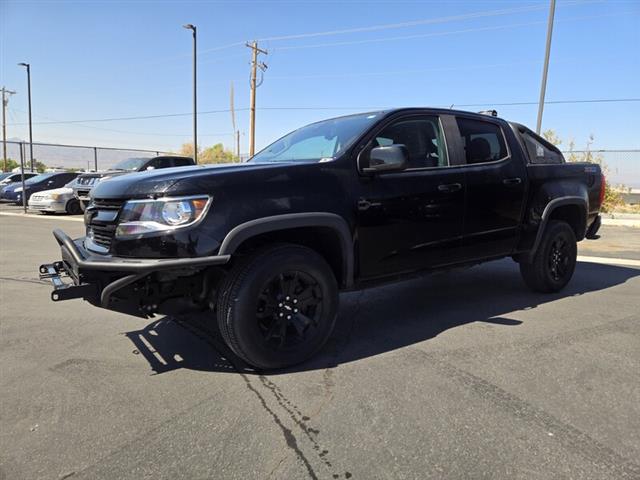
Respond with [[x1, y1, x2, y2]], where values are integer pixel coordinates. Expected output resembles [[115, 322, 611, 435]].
[[457, 117, 508, 164], [371, 116, 448, 169]]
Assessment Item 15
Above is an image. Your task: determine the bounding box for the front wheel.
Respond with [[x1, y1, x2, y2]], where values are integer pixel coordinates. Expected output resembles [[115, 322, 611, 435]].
[[520, 220, 577, 293], [66, 199, 82, 215], [216, 245, 339, 370]]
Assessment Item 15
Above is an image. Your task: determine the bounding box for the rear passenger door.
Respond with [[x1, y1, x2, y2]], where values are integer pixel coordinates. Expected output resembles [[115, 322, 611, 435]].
[[454, 115, 527, 259]]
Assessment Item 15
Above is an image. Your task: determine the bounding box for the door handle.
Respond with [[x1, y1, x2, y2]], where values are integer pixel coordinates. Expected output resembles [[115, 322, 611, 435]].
[[502, 177, 522, 185], [357, 199, 381, 211], [437, 183, 462, 193]]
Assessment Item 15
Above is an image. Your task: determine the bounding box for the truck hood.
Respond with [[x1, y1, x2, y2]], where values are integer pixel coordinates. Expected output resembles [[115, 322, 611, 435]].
[[90, 162, 298, 199]]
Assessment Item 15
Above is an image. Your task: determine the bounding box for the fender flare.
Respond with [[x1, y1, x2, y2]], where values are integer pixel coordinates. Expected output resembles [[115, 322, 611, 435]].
[[218, 212, 354, 287], [528, 196, 588, 260]]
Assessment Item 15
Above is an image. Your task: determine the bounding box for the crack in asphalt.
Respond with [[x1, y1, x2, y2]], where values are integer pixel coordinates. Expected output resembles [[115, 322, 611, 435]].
[[240, 373, 320, 480], [175, 318, 336, 479]]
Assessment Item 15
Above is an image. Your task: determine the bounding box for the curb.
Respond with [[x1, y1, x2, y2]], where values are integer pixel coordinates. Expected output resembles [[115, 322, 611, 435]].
[[601, 218, 640, 228]]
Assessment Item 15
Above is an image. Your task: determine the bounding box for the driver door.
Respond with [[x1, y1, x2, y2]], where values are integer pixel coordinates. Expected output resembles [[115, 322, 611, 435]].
[[356, 114, 466, 279]]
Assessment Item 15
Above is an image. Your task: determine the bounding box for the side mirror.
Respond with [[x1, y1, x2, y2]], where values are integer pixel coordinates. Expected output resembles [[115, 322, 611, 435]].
[[146, 166, 156, 171], [363, 145, 409, 174]]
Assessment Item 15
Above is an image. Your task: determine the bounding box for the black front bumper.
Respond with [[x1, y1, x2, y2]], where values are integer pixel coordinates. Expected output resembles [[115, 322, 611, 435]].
[[39, 228, 231, 309]]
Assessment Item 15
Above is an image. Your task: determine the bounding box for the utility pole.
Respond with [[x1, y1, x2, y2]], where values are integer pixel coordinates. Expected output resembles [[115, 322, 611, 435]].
[[1, 87, 16, 172], [536, 0, 556, 134], [183, 24, 198, 163], [18, 63, 34, 171], [246, 41, 268, 157]]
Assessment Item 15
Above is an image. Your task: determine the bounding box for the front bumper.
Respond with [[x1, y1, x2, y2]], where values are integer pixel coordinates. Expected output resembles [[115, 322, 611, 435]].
[[39, 228, 231, 311], [29, 199, 66, 213]]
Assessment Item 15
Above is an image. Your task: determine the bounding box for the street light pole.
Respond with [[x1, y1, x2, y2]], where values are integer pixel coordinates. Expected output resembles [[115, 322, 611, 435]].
[[18, 63, 34, 171], [183, 24, 197, 163], [536, 0, 556, 134], [1, 87, 16, 172]]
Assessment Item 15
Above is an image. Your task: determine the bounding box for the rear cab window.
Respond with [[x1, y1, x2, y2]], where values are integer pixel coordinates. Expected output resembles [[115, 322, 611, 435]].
[[519, 129, 564, 164]]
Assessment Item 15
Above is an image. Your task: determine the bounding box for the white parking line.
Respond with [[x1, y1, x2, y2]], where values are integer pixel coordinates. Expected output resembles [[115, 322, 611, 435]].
[[0, 211, 84, 222], [578, 255, 640, 268]]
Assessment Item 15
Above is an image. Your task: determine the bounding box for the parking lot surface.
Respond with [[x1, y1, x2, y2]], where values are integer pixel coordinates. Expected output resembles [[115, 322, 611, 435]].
[[1, 214, 639, 479]]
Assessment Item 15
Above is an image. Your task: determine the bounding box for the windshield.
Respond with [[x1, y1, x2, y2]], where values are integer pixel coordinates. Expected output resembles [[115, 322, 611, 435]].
[[25, 173, 56, 184], [111, 157, 148, 171], [0, 173, 12, 181], [249, 112, 382, 164]]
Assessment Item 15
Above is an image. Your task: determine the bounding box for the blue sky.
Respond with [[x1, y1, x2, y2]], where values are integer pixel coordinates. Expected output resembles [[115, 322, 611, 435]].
[[1, 0, 638, 155]]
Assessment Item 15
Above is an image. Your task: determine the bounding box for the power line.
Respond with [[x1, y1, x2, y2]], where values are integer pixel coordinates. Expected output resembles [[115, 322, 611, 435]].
[[272, 12, 625, 51], [7, 98, 639, 127], [7, 108, 234, 137], [257, 1, 591, 42]]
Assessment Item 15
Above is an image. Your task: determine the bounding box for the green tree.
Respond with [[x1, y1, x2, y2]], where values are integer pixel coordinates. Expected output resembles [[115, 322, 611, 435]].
[[176, 142, 238, 164], [34, 160, 47, 173], [2, 159, 19, 172]]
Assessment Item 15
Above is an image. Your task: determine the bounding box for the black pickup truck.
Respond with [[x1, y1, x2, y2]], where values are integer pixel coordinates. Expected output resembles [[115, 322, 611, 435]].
[[40, 108, 603, 369]]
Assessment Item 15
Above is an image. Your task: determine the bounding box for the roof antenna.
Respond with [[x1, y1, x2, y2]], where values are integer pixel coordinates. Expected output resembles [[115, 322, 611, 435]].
[[449, 104, 454, 109]]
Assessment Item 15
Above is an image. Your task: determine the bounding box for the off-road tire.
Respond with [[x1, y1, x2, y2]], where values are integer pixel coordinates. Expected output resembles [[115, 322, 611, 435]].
[[216, 244, 338, 370], [520, 220, 577, 293]]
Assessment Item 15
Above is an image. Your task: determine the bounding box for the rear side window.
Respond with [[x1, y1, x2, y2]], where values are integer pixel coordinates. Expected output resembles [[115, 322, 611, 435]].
[[456, 117, 508, 164], [154, 157, 174, 169], [173, 157, 193, 167], [521, 131, 564, 164]]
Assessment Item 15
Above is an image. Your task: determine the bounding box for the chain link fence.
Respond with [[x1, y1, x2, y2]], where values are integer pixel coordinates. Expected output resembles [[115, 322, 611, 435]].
[[3, 141, 169, 172], [562, 150, 640, 190], [1, 141, 638, 190]]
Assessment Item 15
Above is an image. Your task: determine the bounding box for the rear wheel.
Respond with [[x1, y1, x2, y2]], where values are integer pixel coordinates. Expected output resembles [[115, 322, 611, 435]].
[[520, 220, 577, 293], [66, 199, 82, 215], [216, 244, 338, 370]]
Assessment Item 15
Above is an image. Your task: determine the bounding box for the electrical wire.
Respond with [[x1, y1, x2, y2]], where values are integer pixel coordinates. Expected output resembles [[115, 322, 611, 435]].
[[7, 99, 639, 127]]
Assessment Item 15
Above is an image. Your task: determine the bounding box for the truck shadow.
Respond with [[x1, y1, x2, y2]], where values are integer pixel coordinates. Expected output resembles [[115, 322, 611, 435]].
[[124, 259, 639, 375]]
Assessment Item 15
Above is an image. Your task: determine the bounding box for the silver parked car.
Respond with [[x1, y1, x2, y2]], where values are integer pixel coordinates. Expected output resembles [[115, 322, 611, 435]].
[[28, 180, 83, 215]]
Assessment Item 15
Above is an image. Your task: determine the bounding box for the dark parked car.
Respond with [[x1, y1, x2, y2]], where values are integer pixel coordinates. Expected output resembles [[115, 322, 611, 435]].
[[1, 171, 79, 204], [73, 155, 195, 209], [40, 108, 603, 369], [0, 171, 39, 188]]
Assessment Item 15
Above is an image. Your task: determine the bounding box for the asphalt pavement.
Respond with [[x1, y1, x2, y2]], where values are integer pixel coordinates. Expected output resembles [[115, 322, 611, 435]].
[[1, 214, 639, 480]]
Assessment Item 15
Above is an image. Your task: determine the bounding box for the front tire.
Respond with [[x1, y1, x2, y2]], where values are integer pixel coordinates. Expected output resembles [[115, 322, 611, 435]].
[[217, 245, 339, 370], [66, 199, 82, 215], [520, 220, 577, 293]]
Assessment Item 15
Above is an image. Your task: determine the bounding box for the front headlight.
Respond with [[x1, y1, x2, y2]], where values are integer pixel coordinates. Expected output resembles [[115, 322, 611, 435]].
[[14, 187, 23, 193], [115, 195, 211, 237], [50, 193, 61, 201]]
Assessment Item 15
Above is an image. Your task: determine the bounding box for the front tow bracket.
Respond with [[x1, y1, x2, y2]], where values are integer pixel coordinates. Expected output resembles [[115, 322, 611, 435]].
[[39, 262, 97, 302]]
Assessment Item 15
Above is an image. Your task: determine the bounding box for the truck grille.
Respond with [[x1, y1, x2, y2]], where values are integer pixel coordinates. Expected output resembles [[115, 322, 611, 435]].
[[89, 224, 117, 248], [87, 198, 126, 250]]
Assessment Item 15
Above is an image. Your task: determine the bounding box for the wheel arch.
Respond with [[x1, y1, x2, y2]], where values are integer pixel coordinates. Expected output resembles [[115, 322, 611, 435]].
[[218, 213, 354, 288], [529, 196, 587, 259]]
